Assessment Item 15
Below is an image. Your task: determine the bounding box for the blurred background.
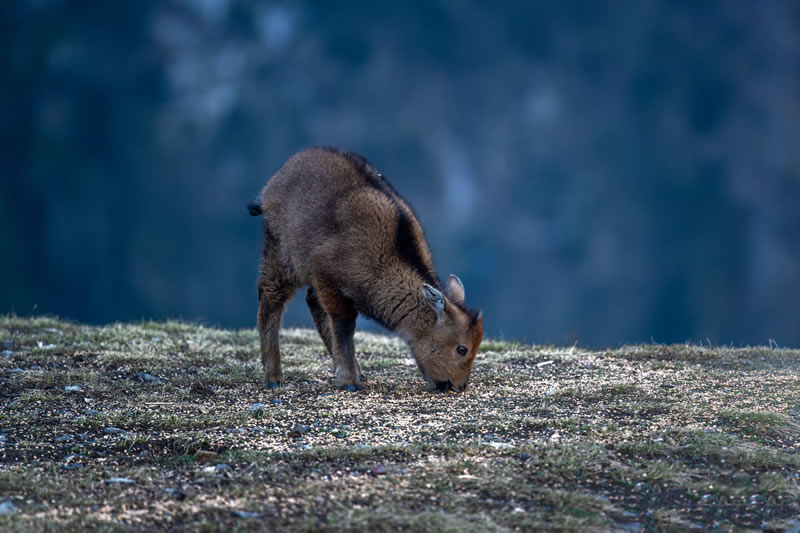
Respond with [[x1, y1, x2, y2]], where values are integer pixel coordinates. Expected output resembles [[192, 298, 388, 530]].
[[2, 1, 799, 347]]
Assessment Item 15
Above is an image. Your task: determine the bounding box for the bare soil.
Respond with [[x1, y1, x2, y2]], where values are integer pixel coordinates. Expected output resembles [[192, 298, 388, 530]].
[[1, 316, 799, 531]]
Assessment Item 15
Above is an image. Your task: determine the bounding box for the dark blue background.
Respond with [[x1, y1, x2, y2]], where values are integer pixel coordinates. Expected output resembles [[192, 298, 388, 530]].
[[3, 1, 799, 347]]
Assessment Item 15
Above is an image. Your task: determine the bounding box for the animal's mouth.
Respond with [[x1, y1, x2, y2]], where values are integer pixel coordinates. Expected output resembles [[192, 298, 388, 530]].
[[420, 364, 467, 392], [434, 379, 453, 392], [433, 379, 468, 392]]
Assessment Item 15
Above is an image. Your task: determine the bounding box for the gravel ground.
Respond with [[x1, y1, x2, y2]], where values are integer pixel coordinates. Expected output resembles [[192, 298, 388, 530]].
[[1, 316, 799, 531]]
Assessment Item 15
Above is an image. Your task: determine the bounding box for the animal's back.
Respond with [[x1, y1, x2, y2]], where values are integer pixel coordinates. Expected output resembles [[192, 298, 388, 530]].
[[260, 147, 438, 289]]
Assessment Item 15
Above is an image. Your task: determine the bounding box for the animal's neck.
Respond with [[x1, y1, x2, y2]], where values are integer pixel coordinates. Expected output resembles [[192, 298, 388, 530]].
[[366, 263, 438, 337]]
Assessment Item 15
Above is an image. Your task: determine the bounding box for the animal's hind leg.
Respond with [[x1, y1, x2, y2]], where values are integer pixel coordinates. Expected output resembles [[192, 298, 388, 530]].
[[307, 287, 364, 381], [306, 287, 334, 355], [257, 244, 295, 388]]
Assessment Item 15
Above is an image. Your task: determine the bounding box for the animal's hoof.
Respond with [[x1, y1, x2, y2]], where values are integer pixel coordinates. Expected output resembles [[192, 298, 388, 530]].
[[340, 383, 363, 392], [266, 381, 282, 390]]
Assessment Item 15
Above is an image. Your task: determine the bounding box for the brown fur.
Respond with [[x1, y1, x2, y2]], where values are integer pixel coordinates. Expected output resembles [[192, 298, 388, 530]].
[[251, 147, 483, 392]]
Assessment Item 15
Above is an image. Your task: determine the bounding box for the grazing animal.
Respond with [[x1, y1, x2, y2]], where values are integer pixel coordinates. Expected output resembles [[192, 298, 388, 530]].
[[248, 147, 483, 392]]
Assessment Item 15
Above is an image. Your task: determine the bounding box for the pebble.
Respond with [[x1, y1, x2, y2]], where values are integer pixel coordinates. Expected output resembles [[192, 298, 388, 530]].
[[136, 373, 160, 383], [544, 387, 558, 396], [289, 423, 310, 437], [164, 487, 196, 500], [104, 477, 135, 484], [485, 441, 514, 450], [64, 385, 83, 392], [248, 403, 266, 412], [0, 500, 19, 515], [104, 427, 126, 435]]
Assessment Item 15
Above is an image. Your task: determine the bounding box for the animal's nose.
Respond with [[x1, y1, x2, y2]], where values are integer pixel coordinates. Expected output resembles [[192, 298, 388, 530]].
[[435, 380, 453, 392]]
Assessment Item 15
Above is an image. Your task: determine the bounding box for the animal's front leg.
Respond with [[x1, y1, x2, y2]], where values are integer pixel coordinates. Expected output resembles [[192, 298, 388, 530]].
[[316, 286, 362, 391], [330, 309, 362, 391]]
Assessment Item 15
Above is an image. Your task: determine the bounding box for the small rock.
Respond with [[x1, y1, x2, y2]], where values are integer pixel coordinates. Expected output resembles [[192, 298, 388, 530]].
[[195, 450, 219, 463], [84, 397, 93, 403], [780, 520, 800, 533], [104, 477, 135, 484], [64, 385, 83, 392], [104, 427, 126, 435], [1, 350, 13, 358], [135, 372, 160, 383], [544, 387, 558, 396], [0, 500, 19, 515], [485, 441, 514, 450], [202, 465, 218, 474], [248, 403, 266, 412], [164, 487, 196, 500], [289, 423, 309, 437], [232, 510, 262, 519]]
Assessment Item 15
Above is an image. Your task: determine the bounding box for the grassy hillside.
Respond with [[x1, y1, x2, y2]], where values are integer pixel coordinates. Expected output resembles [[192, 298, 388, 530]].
[[1, 316, 799, 531]]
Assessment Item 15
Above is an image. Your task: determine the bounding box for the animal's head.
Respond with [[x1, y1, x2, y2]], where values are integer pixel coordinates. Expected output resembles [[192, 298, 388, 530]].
[[409, 275, 483, 392]]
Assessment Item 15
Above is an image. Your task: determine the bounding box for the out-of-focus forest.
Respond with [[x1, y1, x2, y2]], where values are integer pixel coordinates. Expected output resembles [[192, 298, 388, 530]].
[[2, 1, 799, 346]]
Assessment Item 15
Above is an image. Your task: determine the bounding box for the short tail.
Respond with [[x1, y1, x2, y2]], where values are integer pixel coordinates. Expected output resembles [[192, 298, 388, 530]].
[[247, 201, 263, 216]]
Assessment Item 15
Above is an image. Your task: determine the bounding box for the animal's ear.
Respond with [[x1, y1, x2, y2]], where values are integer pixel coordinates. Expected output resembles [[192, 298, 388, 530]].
[[422, 284, 445, 322], [445, 275, 465, 305]]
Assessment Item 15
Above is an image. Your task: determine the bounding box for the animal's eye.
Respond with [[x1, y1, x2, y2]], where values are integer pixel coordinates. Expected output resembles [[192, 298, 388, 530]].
[[456, 345, 468, 356]]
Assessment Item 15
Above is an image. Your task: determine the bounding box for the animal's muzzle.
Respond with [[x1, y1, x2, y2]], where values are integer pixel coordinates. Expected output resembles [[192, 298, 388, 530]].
[[435, 380, 468, 392]]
